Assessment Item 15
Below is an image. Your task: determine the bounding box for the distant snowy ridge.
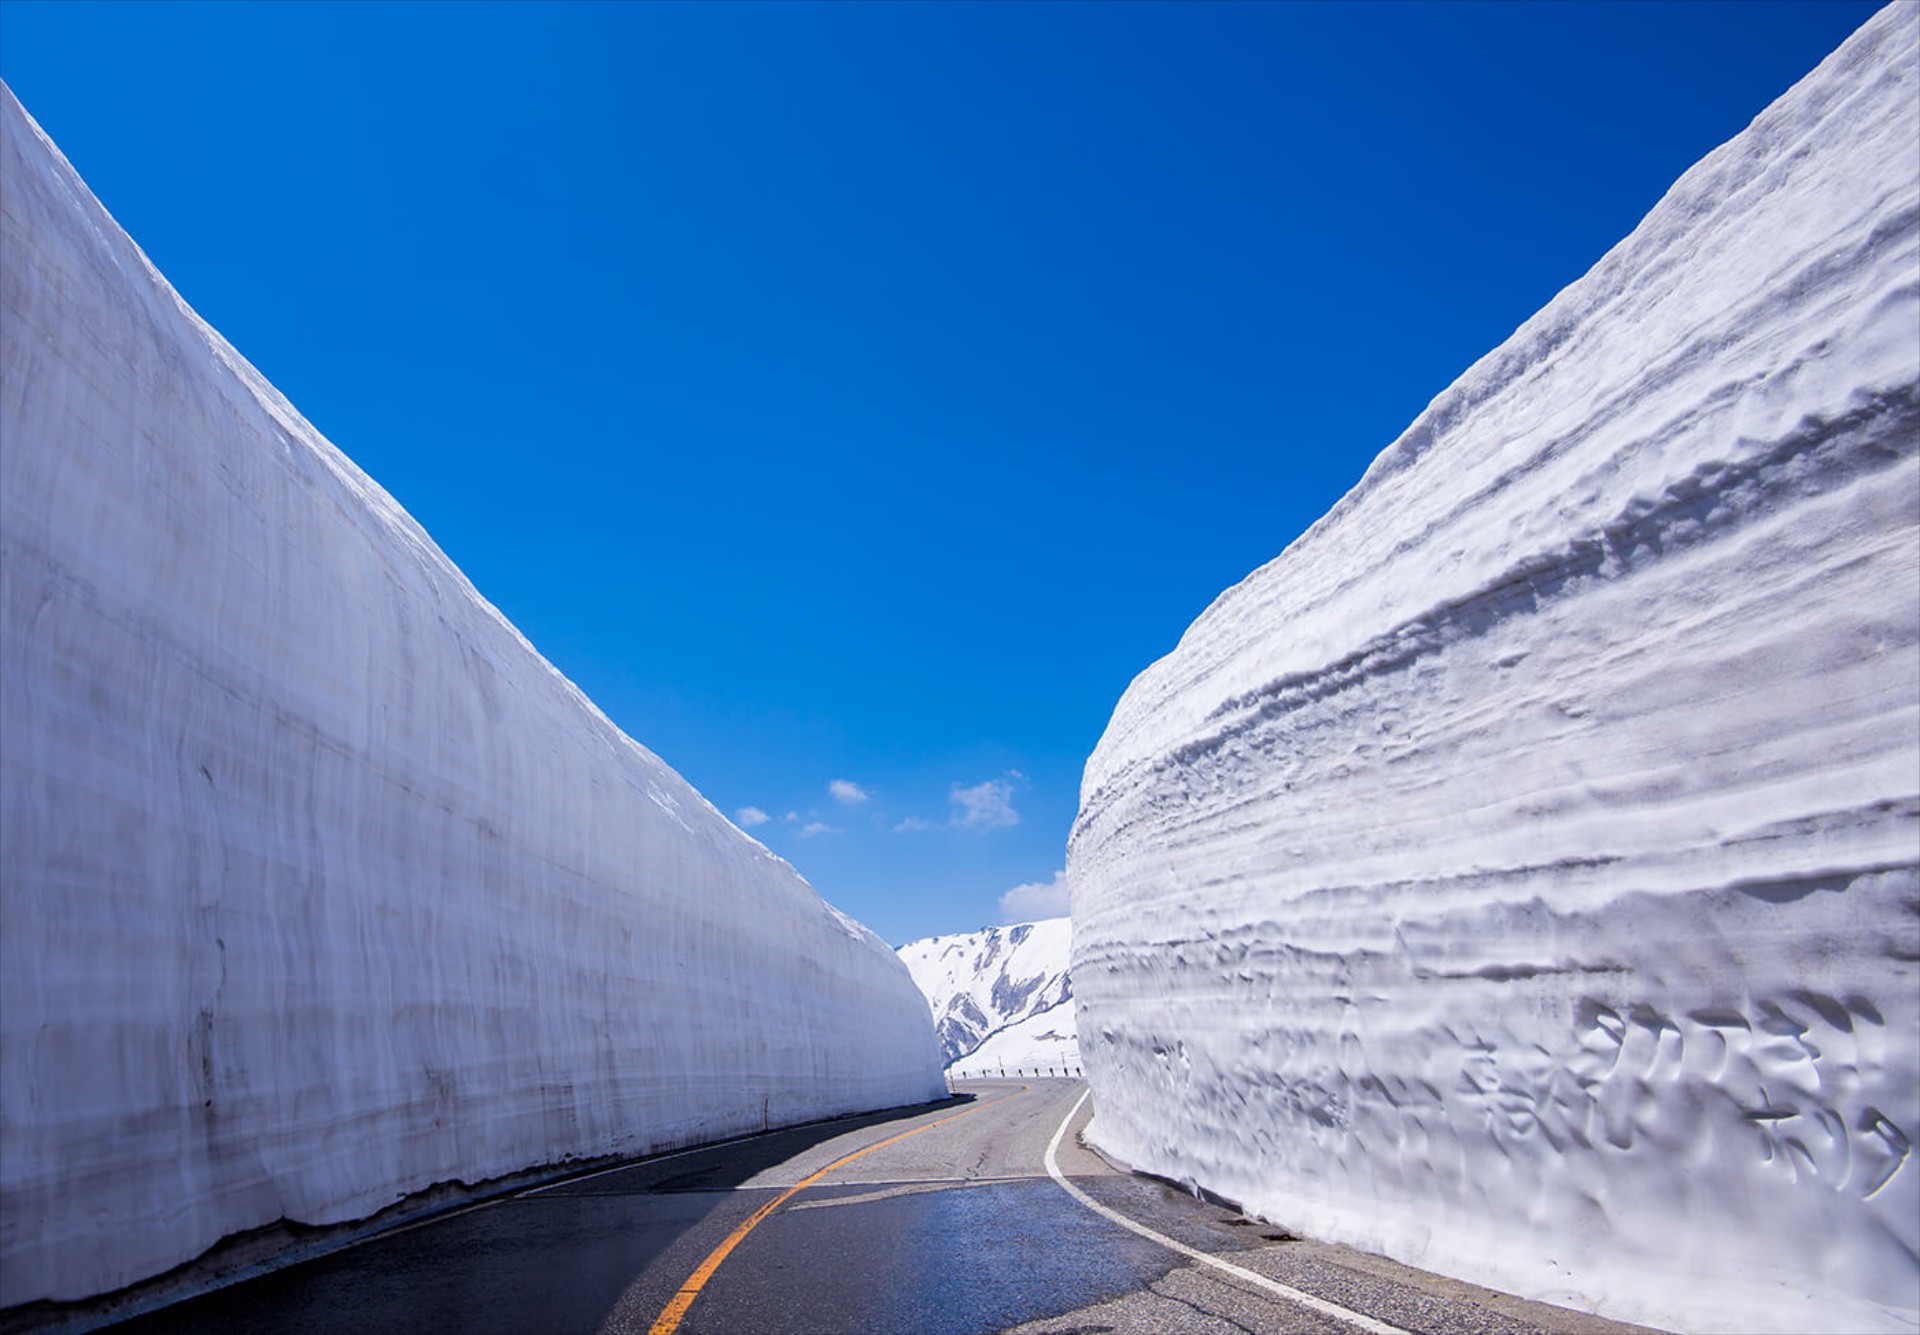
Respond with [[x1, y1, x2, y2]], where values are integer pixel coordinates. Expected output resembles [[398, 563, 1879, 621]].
[[955, 1001, 1080, 1079], [0, 82, 943, 1308], [1070, 7, 1918, 1335], [898, 919, 1077, 1072]]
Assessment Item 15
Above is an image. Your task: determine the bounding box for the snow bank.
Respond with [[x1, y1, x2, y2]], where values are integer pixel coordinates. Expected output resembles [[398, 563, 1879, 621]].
[[0, 83, 943, 1307], [952, 1003, 1079, 1079], [1068, 7, 1920, 1333], [898, 919, 1073, 1066]]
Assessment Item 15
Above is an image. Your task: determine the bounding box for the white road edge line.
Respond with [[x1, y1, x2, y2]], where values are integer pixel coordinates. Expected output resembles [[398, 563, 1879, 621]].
[[515, 1134, 736, 1196], [1043, 1088, 1411, 1335]]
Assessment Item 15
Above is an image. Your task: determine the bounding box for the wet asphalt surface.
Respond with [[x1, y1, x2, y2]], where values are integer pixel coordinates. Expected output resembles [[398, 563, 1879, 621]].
[[102, 1081, 1670, 1335]]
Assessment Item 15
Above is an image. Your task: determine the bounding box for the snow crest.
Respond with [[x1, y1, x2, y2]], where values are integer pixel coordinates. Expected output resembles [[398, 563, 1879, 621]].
[[897, 919, 1076, 1072], [1068, 8, 1920, 1335], [0, 83, 944, 1306]]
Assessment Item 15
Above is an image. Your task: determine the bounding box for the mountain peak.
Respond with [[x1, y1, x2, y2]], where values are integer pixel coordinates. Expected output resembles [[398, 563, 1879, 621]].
[[897, 919, 1075, 1070]]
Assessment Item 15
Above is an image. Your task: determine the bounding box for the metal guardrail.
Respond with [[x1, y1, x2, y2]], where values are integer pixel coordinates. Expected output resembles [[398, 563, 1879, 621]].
[[946, 1061, 1083, 1081]]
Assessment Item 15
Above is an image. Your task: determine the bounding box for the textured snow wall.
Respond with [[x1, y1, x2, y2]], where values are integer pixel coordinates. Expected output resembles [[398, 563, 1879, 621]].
[[1068, 8, 1920, 1335], [0, 85, 944, 1307]]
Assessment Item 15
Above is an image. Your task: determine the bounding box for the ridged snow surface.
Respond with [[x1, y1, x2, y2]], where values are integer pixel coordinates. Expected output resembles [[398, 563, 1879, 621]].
[[1069, 8, 1919, 1335], [0, 85, 943, 1307], [898, 920, 1074, 1069]]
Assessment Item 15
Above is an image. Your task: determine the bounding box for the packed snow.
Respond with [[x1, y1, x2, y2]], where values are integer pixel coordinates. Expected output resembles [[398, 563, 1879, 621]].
[[0, 83, 944, 1308], [953, 1003, 1081, 1080], [1069, 7, 1920, 1335], [897, 919, 1078, 1075]]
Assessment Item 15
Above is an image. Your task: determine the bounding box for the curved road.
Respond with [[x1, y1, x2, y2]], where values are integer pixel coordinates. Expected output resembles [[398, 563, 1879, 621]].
[[111, 1080, 1666, 1334]]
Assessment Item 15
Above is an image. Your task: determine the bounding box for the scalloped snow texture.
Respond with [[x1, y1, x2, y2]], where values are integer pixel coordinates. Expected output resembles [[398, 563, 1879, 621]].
[[1069, 8, 1920, 1335], [0, 85, 944, 1306]]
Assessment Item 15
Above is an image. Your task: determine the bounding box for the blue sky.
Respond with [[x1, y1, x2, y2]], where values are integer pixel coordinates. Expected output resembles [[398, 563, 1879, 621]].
[[0, 0, 1881, 945]]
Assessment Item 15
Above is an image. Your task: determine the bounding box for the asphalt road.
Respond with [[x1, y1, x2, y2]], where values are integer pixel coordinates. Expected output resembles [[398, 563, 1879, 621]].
[[107, 1080, 1669, 1335]]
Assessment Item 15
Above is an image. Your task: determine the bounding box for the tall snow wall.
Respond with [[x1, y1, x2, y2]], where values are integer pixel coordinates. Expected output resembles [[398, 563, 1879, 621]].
[[1068, 7, 1920, 1334], [0, 84, 944, 1308]]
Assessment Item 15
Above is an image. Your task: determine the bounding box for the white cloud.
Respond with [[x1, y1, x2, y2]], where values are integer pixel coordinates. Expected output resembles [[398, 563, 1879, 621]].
[[893, 773, 1026, 834], [999, 870, 1069, 922], [784, 811, 800, 824], [799, 821, 837, 837], [735, 805, 770, 828], [828, 779, 869, 806], [950, 778, 1019, 830]]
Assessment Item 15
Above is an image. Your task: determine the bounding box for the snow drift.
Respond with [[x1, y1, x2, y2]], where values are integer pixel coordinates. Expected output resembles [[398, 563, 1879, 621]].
[[1068, 7, 1920, 1334], [0, 83, 944, 1308], [897, 919, 1078, 1074]]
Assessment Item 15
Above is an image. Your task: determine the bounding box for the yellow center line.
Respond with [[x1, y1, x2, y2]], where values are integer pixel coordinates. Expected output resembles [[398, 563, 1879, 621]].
[[647, 1088, 1025, 1335]]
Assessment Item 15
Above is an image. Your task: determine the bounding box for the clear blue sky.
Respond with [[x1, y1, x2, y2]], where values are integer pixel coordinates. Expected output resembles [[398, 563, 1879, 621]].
[[0, 0, 1881, 945]]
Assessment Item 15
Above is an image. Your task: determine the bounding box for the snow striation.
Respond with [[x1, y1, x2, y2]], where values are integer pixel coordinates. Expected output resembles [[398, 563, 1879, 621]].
[[897, 919, 1077, 1074], [1068, 8, 1920, 1335], [0, 83, 943, 1309]]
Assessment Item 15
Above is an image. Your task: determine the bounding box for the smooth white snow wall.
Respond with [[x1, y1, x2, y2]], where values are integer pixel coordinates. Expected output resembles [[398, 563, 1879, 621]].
[[1068, 7, 1920, 1334], [0, 85, 943, 1307]]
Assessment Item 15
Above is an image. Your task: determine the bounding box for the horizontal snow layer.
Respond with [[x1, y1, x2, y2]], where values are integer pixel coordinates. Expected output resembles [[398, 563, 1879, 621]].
[[0, 84, 943, 1306], [897, 919, 1072, 1065], [1069, 7, 1920, 1335]]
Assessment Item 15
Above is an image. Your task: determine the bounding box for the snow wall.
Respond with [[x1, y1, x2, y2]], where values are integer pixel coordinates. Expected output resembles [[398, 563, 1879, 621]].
[[0, 84, 944, 1308], [1068, 8, 1920, 1334]]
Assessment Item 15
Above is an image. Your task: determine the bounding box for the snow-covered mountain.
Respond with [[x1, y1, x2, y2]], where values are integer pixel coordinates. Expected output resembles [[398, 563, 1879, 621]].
[[0, 82, 943, 1308], [1070, 8, 1918, 1335], [898, 920, 1076, 1072], [956, 1001, 1080, 1079]]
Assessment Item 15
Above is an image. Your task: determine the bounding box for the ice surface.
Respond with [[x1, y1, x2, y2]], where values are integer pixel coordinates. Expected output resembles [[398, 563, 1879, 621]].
[[898, 919, 1074, 1068], [0, 84, 943, 1307], [1068, 7, 1920, 1334]]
